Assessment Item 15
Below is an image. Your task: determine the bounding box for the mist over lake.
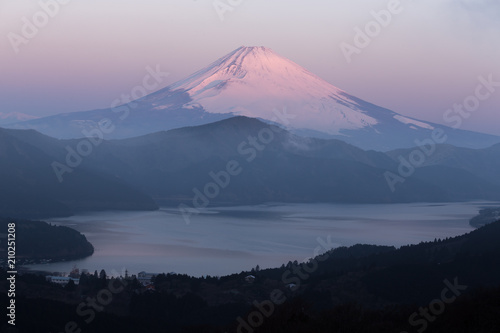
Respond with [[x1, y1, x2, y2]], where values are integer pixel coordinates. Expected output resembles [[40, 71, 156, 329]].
[[22, 202, 498, 277]]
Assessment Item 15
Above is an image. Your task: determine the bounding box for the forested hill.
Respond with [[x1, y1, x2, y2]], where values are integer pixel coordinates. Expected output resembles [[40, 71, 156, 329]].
[[0, 218, 93, 262], [2, 220, 500, 332], [470, 207, 500, 228]]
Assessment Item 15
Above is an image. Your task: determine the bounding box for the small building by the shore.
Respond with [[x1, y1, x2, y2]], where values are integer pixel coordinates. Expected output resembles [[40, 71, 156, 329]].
[[46, 276, 80, 286], [137, 271, 157, 285]]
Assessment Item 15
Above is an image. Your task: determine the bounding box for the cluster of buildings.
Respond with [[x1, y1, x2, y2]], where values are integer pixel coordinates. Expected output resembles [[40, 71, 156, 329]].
[[137, 271, 156, 285], [45, 276, 80, 285], [45, 268, 159, 287]]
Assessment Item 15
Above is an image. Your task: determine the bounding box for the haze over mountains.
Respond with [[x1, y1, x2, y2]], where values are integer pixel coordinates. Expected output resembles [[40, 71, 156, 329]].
[[0, 112, 38, 125], [1, 117, 500, 218], [5, 47, 499, 151], [0, 128, 157, 218], [1, 46, 499, 219]]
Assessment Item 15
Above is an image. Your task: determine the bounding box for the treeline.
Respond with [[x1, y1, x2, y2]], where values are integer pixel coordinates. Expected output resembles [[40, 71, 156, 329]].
[[470, 207, 500, 228], [0, 218, 94, 261], [2, 220, 500, 332]]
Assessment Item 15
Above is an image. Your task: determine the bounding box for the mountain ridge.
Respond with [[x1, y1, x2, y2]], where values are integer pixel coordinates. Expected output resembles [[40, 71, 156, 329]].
[[0, 112, 38, 125], [5, 46, 499, 151], [0, 128, 158, 219], [4, 117, 500, 212]]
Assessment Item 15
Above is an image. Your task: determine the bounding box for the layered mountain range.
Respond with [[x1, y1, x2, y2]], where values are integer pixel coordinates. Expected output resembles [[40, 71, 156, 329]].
[[1, 117, 500, 218], [2, 46, 499, 218], [5, 46, 499, 151], [0, 128, 158, 218]]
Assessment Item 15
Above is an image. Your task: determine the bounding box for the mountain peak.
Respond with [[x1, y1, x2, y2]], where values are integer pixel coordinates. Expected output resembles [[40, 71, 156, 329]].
[[8, 47, 499, 150], [233, 46, 279, 58], [237, 45, 272, 52], [150, 46, 379, 135]]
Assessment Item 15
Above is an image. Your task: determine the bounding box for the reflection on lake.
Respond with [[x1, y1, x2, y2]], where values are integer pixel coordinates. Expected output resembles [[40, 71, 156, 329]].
[[23, 202, 499, 277]]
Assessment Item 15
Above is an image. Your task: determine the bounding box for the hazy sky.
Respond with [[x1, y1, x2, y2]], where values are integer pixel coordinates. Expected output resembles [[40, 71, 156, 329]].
[[1, 0, 499, 135]]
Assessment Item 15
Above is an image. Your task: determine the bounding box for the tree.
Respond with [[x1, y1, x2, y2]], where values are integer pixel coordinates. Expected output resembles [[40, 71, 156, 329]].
[[65, 279, 76, 291], [99, 269, 107, 280], [131, 277, 141, 290], [79, 272, 89, 286]]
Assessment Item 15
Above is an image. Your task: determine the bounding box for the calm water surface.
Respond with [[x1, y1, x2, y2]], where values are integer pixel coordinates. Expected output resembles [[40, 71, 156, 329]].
[[23, 202, 499, 277]]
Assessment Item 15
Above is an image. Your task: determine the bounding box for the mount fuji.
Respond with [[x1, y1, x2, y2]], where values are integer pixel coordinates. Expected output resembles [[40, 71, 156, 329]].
[[5, 46, 499, 151], [151, 46, 377, 134]]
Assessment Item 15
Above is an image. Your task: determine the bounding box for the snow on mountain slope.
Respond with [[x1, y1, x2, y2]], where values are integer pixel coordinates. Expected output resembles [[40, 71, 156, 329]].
[[145, 46, 378, 135], [5, 46, 500, 150], [393, 115, 435, 130], [0, 112, 38, 125]]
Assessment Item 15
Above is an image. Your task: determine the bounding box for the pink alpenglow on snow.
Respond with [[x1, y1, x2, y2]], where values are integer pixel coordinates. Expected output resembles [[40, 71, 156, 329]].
[[147, 46, 378, 135]]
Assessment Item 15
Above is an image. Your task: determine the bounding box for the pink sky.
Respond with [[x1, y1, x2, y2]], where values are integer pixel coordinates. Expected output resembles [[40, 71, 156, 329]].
[[1, 0, 499, 135]]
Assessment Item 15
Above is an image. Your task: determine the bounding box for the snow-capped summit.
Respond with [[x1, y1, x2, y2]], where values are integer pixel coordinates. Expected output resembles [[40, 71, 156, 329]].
[[5, 46, 500, 150], [147, 46, 378, 134]]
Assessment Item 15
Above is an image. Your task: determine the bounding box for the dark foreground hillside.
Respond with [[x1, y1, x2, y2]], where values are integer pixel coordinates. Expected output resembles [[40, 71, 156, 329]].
[[2, 220, 500, 332], [0, 218, 94, 262]]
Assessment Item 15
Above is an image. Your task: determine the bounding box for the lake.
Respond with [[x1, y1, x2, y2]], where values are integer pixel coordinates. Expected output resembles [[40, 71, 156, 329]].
[[23, 201, 499, 277]]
